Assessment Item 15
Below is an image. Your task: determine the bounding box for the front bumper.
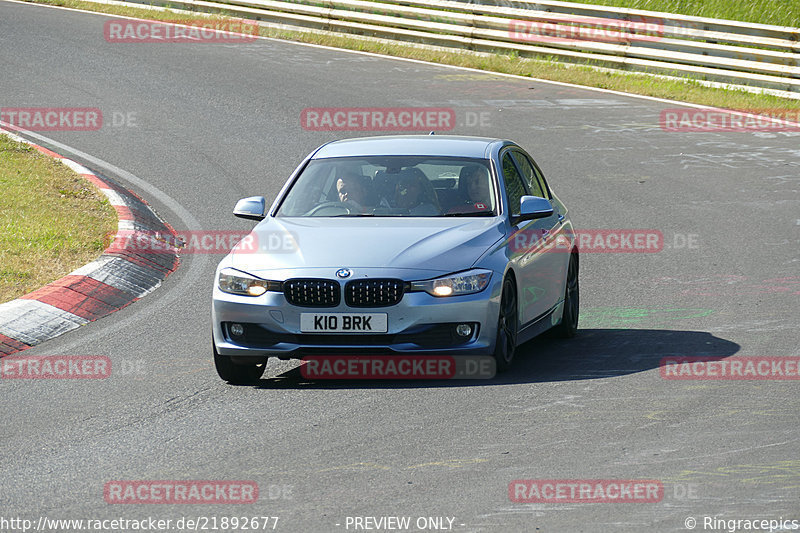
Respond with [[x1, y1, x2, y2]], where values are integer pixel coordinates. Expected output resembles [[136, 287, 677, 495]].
[[212, 274, 502, 359]]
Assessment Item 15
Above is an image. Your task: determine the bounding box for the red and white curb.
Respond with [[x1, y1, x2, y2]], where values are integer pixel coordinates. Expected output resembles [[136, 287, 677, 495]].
[[0, 128, 179, 356]]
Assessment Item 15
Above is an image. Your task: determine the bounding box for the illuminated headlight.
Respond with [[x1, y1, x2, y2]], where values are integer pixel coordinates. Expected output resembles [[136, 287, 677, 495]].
[[218, 268, 279, 297], [409, 269, 492, 297]]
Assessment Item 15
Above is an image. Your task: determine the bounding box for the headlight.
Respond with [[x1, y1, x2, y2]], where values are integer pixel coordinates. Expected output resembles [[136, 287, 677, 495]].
[[409, 269, 492, 297], [218, 268, 279, 296]]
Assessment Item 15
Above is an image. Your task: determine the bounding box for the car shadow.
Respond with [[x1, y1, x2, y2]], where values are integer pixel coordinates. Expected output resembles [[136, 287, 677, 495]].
[[246, 328, 740, 389]]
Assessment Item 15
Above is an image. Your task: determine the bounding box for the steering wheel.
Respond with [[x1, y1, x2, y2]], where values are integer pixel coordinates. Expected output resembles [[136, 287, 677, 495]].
[[305, 202, 353, 216]]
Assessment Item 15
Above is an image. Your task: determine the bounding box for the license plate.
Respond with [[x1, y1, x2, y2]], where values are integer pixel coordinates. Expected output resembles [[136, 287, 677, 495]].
[[300, 313, 388, 333]]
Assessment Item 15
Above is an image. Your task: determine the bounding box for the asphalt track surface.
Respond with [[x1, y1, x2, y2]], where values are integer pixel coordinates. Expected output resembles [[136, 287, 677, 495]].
[[1, 2, 799, 531]]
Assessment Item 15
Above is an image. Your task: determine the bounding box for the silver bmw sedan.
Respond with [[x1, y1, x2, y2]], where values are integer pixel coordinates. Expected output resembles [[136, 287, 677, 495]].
[[212, 135, 578, 383]]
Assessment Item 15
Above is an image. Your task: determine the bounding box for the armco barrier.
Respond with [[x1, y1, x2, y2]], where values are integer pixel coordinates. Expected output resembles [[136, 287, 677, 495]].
[[104, 0, 800, 96]]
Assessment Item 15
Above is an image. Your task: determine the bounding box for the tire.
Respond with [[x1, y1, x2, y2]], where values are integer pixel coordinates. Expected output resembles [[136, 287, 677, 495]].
[[213, 341, 266, 384], [552, 252, 579, 338], [493, 275, 518, 372]]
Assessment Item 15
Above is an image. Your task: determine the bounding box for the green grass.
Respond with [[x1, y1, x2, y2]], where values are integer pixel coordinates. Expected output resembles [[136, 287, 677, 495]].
[[552, 0, 799, 27], [0, 134, 118, 303]]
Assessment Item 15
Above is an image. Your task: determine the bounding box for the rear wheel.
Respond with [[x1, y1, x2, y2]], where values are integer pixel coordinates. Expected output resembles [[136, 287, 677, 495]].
[[552, 253, 579, 338], [213, 340, 266, 384], [493, 275, 518, 372]]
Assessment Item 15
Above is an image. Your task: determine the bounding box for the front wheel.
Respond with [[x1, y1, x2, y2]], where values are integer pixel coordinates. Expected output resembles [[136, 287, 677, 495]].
[[214, 341, 266, 384], [493, 275, 518, 372], [552, 253, 579, 338]]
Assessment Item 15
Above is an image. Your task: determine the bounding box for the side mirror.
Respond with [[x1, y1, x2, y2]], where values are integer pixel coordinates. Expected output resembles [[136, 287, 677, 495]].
[[516, 195, 554, 223], [233, 196, 267, 221]]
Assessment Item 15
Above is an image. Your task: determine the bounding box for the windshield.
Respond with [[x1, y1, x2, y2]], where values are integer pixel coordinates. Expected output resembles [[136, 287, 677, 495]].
[[276, 156, 497, 217]]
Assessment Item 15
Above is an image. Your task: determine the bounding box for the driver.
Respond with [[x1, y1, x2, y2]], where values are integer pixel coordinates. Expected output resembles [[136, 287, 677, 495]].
[[336, 172, 371, 212]]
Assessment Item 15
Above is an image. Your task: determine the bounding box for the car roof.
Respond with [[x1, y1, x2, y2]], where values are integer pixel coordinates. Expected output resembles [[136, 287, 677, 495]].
[[312, 135, 507, 159]]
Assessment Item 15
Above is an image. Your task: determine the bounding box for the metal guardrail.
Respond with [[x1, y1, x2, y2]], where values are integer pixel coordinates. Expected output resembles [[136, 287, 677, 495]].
[[118, 0, 800, 95]]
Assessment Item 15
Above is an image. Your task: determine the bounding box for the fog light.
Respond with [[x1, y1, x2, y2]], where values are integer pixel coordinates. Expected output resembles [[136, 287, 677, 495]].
[[230, 323, 244, 337], [456, 323, 472, 337]]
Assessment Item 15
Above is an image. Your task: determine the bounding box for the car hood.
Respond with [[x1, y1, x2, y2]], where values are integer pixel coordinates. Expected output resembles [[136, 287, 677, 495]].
[[227, 216, 506, 275]]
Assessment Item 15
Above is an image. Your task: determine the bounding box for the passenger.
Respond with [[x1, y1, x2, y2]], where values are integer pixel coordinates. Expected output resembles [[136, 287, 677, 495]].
[[394, 169, 440, 215], [466, 166, 492, 206], [452, 165, 493, 213]]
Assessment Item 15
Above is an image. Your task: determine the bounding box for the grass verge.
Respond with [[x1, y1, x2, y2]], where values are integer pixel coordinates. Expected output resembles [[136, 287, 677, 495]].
[[554, 0, 799, 28], [21, 0, 800, 112], [0, 134, 117, 304]]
